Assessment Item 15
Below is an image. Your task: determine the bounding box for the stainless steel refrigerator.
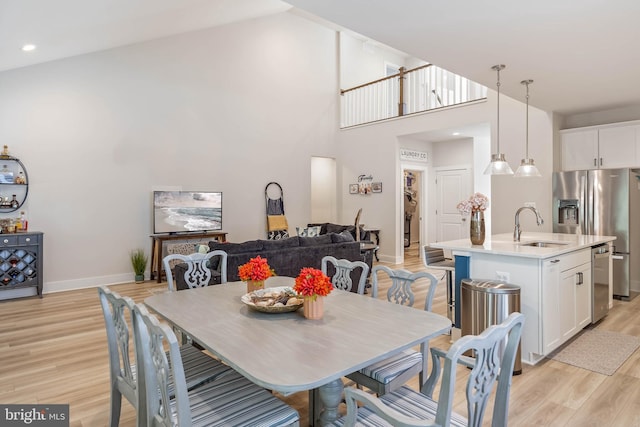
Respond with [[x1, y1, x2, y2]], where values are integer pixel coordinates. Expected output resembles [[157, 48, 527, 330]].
[[553, 168, 640, 298]]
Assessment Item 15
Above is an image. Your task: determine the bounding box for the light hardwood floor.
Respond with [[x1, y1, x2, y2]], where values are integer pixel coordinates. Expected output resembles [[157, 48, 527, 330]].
[[1, 247, 639, 426]]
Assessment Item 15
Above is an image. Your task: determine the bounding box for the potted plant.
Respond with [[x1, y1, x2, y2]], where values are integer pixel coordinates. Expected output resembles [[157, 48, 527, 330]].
[[293, 267, 333, 319], [238, 256, 275, 293], [130, 249, 148, 283]]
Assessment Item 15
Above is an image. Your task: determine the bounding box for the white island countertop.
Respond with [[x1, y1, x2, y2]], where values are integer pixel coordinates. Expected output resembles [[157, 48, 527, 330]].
[[431, 232, 616, 259]]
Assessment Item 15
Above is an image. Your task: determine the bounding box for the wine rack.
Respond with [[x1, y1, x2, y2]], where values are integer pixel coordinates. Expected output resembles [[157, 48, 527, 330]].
[[0, 232, 43, 299]]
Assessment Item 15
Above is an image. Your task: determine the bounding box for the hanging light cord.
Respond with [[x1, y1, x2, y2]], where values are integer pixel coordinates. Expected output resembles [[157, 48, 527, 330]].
[[521, 79, 533, 159], [496, 67, 501, 153], [525, 82, 529, 157], [491, 64, 505, 155]]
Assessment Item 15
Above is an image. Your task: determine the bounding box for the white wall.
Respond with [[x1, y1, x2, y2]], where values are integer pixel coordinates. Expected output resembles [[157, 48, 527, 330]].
[[336, 89, 555, 263], [562, 105, 640, 129], [490, 94, 554, 236], [0, 9, 559, 290], [0, 12, 341, 292], [310, 157, 337, 223], [339, 32, 412, 89]]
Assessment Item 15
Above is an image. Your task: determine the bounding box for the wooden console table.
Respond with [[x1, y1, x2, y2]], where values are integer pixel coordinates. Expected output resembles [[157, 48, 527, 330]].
[[150, 231, 227, 283]]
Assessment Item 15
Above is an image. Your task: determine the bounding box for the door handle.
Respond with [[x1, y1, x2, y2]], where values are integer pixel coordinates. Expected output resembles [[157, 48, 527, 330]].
[[576, 272, 583, 285], [612, 255, 624, 260]]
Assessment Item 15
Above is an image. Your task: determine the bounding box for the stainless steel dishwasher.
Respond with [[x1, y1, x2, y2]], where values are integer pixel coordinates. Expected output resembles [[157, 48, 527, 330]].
[[592, 244, 610, 323]]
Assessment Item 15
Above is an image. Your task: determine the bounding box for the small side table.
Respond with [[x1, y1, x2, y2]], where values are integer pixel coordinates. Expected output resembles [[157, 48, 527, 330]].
[[363, 228, 380, 261]]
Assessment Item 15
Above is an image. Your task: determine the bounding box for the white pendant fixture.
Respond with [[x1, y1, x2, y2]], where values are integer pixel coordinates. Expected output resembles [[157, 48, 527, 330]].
[[484, 64, 514, 175], [514, 79, 541, 178]]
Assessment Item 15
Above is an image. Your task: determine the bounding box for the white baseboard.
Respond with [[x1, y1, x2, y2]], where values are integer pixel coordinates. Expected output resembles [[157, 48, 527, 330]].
[[43, 273, 136, 294]]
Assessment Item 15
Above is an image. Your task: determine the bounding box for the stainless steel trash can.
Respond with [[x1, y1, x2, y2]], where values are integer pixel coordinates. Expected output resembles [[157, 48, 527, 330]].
[[461, 279, 522, 375]]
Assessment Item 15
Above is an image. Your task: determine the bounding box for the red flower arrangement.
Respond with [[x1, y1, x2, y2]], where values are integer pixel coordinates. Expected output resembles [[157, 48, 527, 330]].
[[294, 267, 333, 300], [238, 256, 275, 282]]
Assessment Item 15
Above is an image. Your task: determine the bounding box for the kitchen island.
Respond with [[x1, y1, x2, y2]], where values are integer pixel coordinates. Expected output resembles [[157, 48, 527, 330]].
[[432, 232, 615, 365]]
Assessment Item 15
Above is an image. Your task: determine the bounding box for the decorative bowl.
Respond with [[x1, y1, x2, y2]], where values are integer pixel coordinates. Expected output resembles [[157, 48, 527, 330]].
[[241, 286, 303, 313]]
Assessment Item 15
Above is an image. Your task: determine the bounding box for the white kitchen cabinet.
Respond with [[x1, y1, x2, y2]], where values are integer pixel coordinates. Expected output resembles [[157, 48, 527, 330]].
[[541, 258, 562, 354], [561, 129, 599, 170], [574, 262, 592, 329], [560, 122, 639, 170], [541, 249, 592, 354]]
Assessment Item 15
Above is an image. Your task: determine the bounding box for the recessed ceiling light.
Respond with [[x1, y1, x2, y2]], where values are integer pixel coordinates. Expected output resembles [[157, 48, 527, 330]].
[[452, 132, 460, 136], [22, 44, 36, 52]]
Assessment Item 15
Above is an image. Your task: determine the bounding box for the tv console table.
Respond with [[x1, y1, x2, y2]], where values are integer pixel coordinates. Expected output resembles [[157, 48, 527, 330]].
[[150, 231, 227, 283]]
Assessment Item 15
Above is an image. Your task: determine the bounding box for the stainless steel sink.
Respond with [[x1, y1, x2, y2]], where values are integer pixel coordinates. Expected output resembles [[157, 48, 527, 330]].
[[518, 241, 569, 248]]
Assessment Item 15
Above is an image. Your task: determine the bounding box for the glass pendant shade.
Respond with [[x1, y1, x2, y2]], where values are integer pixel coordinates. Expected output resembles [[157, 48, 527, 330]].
[[485, 64, 513, 175], [484, 153, 514, 175], [514, 158, 541, 177]]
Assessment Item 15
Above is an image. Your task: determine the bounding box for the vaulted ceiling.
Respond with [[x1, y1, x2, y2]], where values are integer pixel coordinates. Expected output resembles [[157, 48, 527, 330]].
[[3, 0, 639, 116], [286, 0, 640, 116]]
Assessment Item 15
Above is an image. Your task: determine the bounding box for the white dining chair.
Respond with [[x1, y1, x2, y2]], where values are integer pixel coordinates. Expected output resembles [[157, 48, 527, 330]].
[[98, 286, 232, 427], [321, 255, 370, 294], [346, 265, 440, 396], [332, 312, 525, 427], [163, 250, 227, 291], [132, 303, 300, 427]]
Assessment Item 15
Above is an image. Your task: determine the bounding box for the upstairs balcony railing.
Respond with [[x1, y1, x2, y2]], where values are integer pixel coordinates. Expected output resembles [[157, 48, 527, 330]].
[[340, 64, 487, 128]]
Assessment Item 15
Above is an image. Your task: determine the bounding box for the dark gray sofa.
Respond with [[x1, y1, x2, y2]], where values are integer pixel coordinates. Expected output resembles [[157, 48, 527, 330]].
[[174, 232, 365, 290]]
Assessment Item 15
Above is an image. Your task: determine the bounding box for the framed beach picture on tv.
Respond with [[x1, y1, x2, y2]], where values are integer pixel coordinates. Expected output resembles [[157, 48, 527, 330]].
[[153, 191, 222, 234]]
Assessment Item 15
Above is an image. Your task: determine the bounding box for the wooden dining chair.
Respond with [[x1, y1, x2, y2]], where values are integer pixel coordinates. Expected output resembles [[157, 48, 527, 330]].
[[163, 250, 227, 291], [321, 255, 370, 294], [132, 303, 300, 427], [333, 312, 525, 427], [98, 286, 233, 427], [346, 265, 440, 396]]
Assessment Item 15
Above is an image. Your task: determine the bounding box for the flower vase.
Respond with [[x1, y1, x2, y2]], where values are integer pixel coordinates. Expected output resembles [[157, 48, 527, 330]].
[[246, 280, 264, 293], [303, 296, 324, 320], [470, 209, 485, 245]]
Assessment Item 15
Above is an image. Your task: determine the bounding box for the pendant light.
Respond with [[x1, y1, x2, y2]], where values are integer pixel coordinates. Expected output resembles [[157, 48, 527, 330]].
[[514, 79, 541, 177], [484, 64, 514, 175]]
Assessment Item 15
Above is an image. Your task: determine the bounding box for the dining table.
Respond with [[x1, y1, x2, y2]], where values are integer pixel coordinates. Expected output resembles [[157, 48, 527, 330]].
[[144, 276, 451, 426]]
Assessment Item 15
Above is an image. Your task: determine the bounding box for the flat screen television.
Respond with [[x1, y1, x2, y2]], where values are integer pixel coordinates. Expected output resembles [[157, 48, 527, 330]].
[[153, 191, 222, 234]]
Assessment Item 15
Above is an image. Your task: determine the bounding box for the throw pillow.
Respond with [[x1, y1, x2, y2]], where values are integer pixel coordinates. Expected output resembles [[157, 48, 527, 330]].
[[195, 244, 209, 254], [296, 226, 321, 237], [331, 230, 355, 243]]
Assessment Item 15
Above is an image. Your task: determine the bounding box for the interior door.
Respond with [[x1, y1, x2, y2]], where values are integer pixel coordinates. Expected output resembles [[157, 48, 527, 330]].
[[436, 167, 471, 242]]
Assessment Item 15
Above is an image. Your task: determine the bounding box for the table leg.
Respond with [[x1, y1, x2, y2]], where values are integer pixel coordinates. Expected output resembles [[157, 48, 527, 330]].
[[318, 378, 344, 426], [150, 237, 157, 281], [308, 389, 320, 426], [156, 238, 163, 283]]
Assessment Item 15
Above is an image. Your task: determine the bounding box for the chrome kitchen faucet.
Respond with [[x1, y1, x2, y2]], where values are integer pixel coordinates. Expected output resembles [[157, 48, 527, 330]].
[[514, 206, 544, 241]]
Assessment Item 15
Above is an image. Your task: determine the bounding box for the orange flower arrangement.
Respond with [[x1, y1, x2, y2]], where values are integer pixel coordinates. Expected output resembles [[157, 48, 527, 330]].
[[294, 267, 333, 300], [238, 256, 275, 282]]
